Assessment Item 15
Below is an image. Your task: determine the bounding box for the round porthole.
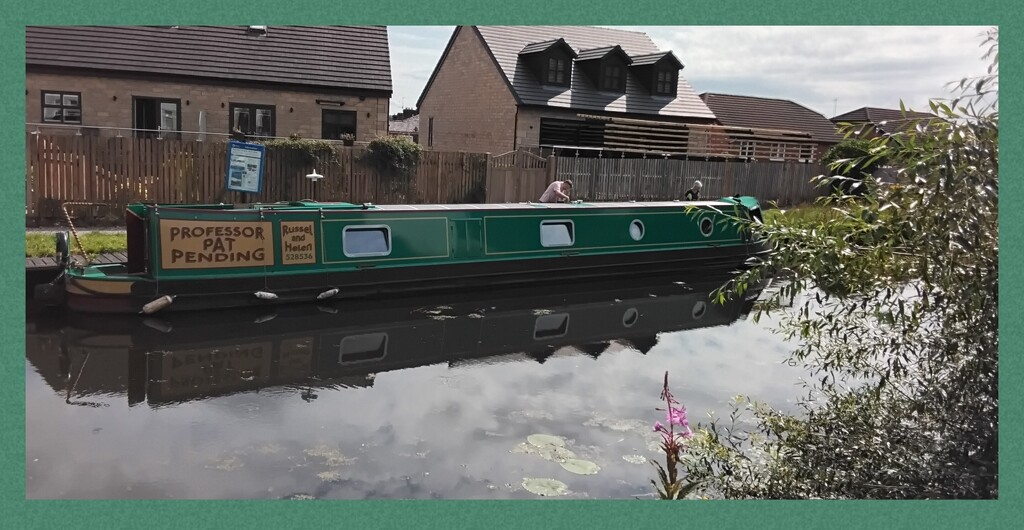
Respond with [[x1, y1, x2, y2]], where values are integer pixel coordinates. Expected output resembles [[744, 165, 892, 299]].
[[622, 307, 639, 328], [629, 219, 645, 241], [699, 217, 714, 237], [692, 301, 707, 320]]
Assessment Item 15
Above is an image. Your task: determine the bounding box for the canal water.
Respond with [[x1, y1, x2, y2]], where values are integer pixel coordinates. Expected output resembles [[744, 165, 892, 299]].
[[26, 273, 808, 499]]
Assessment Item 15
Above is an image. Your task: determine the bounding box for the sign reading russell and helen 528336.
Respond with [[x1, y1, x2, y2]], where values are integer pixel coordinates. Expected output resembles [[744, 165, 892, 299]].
[[225, 140, 266, 194]]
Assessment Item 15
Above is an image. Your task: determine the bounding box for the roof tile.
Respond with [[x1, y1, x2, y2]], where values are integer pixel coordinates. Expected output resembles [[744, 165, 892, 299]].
[[700, 92, 841, 143], [26, 25, 393, 93], [473, 25, 715, 120]]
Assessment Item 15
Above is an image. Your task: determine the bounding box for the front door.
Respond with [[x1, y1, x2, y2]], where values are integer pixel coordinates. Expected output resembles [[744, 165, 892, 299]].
[[133, 97, 181, 139]]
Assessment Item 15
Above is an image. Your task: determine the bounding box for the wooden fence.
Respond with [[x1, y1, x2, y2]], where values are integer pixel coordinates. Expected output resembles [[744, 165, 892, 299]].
[[26, 133, 487, 224], [556, 156, 827, 206], [26, 133, 828, 226], [484, 150, 553, 203]]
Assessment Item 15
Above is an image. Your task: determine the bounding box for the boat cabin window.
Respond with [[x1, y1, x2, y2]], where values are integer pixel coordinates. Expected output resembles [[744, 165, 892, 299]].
[[343, 225, 392, 257], [699, 217, 714, 237], [540, 220, 574, 247], [534, 313, 570, 339], [338, 333, 389, 364], [629, 219, 645, 241]]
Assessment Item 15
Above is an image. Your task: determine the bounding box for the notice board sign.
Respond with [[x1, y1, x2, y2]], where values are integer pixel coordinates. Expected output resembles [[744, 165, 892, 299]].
[[225, 140, 266, 194]]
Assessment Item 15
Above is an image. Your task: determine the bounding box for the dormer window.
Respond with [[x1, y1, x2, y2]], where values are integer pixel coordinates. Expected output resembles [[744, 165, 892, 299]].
[[576, 45, 632, 94], [547, 57, 568, 85], [520, 39, 577, 89], [628, 51, 684, 97], [602, 65, 624, 91], [655, 69, 676, 95]]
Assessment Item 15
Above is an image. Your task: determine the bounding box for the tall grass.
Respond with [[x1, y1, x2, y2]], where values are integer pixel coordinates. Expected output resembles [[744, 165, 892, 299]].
[[26, 233, 127, 258]]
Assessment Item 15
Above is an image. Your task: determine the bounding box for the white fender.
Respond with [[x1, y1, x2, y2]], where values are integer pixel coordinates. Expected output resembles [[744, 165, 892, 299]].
[[142, 318, 173, 333], [140, 295, 174, 315], [317, 288, 339, 300], [254, 313, 277, 324], [254, 291, 278, 300]]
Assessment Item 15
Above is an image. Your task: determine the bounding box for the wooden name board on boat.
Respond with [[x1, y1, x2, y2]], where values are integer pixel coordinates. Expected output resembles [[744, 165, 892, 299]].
[[280, 221, 317, 265], [159, 220, 274, 269]]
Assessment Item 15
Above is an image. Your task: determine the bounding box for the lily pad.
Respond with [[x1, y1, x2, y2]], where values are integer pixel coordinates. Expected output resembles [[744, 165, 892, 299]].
[[522, 477, 569, 497], [318, 470, 344, 482], [559, 458, 601, 475], [512, 442, 577, 463], [527, 434, 567, 448]]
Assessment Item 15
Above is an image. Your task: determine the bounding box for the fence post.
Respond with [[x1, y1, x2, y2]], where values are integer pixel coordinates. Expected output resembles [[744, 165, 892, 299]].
[[484, 152, 493, 203], [724, 161, 735, 196]]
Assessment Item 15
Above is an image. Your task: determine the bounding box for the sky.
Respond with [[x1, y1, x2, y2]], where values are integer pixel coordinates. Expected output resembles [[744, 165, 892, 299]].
[[386, 25, 994, 118]]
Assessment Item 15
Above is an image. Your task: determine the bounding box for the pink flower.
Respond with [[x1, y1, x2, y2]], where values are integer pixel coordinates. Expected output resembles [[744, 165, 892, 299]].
[[653, 421, 664, 432], [667, 406, 688, 427]]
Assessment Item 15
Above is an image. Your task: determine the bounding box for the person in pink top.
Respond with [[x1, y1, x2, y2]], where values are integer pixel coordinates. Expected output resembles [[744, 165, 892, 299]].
[[539, 180, 573, 203]]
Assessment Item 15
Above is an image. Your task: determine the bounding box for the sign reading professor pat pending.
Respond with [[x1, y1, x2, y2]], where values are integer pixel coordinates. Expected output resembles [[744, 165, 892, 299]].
[[160, 220, 274, 269]]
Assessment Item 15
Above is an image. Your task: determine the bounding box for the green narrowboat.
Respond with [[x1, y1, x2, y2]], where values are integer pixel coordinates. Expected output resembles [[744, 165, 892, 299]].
[[31, 272, 767, 406], [40, 197, 768, 314]]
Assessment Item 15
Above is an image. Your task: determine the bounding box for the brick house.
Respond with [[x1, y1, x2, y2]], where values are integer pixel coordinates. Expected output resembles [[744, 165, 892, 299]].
[[388, 109, 420, 142], [25, 25, 392, 141], [699, 93, 842, 163], [416, 25, 717, 155], [831, 106, 941, 138]]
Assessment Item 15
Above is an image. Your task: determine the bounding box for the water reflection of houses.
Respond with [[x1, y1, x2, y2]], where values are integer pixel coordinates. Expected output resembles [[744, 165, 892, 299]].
[[27, 274, 765, 407]]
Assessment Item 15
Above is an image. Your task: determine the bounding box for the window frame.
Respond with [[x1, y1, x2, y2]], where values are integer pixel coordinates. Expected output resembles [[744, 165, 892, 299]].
[[546, 56, 569, 87], [321, 109, 358, 140], [342, 225, 392, 258], [768, 142, 786, 161], [229, 102, 276, 138], [540, 219, 575, 248], [654, 69, 677, 96], [602, 64, 625, 92], [41, 90, 82, 125]]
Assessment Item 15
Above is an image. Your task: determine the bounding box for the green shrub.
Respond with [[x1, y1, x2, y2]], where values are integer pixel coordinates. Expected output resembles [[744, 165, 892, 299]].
[[360, 136, 424, 187]]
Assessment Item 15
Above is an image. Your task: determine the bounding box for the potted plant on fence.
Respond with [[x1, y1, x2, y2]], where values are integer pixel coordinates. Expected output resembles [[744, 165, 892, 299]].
[[340, 133, 355, 147]]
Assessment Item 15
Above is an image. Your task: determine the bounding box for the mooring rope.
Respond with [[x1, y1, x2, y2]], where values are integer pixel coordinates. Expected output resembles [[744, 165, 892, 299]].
[[60, 201, 106, 266]]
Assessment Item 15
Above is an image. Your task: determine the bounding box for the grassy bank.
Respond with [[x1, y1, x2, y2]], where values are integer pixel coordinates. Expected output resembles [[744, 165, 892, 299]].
[[26, 232, 127, 258], [763, 202, 841, 225]]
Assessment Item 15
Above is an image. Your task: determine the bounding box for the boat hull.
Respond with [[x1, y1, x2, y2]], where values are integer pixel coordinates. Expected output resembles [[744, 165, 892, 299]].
[[57, 198, 769, 314]]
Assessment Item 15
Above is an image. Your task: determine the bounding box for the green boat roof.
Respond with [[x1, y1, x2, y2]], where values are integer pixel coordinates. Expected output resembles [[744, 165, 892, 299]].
[[128, 198, 756, 215]]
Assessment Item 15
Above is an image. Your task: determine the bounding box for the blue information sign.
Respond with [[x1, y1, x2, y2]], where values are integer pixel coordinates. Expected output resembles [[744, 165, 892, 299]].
[[225, 141, 266, 194]]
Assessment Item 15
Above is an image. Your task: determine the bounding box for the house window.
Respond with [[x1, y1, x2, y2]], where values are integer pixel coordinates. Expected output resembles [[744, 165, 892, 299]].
[[133, 97, 181, 139], [322, 109, 357, 140], [343, 225, 391, 257], [428, 117, 434, 147], [799, 144, 815, 162], [540, 220, 574, 247], [41, 91, 82, 124], [769, 143, 785, 161], [230, 103, 276, 137], [602, 65, 625, 91], [655, 70, 675, 95], [547, 57, 568, 86], [739, 141, 755, 159]]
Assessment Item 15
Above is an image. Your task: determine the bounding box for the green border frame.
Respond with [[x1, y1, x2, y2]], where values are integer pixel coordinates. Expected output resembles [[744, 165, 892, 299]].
[[4, 1, 1018, 527]]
